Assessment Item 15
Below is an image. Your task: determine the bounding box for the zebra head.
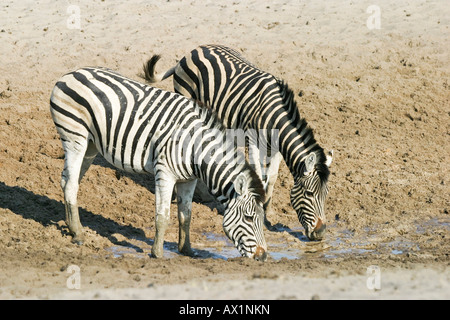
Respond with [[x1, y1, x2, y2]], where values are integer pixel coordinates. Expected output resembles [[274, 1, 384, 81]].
[[291, 151, 333, 241], [223, 171, 267, 261]]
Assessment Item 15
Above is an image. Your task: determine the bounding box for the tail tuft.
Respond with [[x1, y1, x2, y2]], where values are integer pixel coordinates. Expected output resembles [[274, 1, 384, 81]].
[[142, 55, 161, 83]]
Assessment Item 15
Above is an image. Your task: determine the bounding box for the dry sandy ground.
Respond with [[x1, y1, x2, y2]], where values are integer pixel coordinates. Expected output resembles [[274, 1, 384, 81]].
[[54, 268, 450, 300], [0, 0, 449, 299]]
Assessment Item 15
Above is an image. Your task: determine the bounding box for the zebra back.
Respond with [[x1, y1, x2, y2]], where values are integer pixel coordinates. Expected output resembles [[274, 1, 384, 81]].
[[50, 66, 264, 205], [171, 45, 330, 182]]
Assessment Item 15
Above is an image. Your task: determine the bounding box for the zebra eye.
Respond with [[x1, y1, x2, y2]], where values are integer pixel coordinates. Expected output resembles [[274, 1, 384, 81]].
[[244, 215, 254, 223], [305, 190, 314, 197]]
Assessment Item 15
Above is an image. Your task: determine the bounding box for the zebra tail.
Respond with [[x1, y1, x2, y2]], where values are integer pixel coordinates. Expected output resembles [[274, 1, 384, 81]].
[[142, 54, 175, 83]]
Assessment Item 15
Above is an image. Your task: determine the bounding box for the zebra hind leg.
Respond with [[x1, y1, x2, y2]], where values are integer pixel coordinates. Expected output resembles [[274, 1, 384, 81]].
[[60, 139, 92, 245], [78, 140, 98, 184], [176, 179, 197, 256]]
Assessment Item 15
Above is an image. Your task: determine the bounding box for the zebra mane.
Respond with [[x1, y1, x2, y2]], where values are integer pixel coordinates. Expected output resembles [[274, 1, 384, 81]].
[[308, 149, 331, 187], [190, 99, 265, 205], [192, 99, 227, 132], [194, 100, 265, 203], [277, 80, 330, 185]]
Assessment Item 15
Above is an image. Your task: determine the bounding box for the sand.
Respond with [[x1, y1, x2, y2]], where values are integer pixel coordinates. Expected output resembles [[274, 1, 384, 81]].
[[0, 0, 449, 300]]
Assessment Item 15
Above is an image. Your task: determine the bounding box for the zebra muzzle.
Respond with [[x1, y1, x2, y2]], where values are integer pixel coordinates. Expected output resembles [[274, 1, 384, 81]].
[[254, 246, 267, 261], [312, 218, 326, 240]]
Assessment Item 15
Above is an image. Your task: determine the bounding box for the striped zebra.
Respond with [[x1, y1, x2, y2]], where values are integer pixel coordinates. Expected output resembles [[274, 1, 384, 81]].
[[50, 66, 267, 260], [143, 44, 333, 241]]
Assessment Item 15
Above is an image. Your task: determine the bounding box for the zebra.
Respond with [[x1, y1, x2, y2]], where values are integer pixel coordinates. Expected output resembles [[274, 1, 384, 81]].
[[49, 66, 267, 260], [143, 44, 333, 241]]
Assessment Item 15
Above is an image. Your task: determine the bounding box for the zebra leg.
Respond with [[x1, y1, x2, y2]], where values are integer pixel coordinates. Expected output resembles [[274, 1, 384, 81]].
[[192, 181, 216, 203], [263, 152, 283, 229], [176, 179, 197, 256], [60, 140, 89, 245], [78, 141, 98, 184], [151, 169, 176, 258], [248, 142, 263, 180]]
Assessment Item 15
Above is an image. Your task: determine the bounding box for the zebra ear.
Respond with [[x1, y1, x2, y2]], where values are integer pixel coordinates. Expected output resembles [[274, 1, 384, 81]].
[[325, 150, 334, 167], [234, 172, 249, 196], [304, 152, 316, 174]]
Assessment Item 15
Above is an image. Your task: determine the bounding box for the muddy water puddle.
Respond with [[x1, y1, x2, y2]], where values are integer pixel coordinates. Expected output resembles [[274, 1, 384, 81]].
[[105, 218, 448, 260], [105, 233, 397, 260]]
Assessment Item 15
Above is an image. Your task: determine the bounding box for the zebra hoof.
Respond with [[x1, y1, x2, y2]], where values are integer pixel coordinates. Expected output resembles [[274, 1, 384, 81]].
[[179, 248, 195, 257], [151, 249, 163, 259], [71, 235, 84, 245]]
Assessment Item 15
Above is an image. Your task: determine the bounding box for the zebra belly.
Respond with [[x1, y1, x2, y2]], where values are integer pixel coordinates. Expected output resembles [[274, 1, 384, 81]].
[[95, 133, 156, 175]]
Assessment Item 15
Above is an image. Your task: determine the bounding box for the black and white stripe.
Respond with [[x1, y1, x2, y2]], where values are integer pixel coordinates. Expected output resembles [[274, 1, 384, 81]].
[[50, 66, 267, 259], [144, 44, 333, 240]]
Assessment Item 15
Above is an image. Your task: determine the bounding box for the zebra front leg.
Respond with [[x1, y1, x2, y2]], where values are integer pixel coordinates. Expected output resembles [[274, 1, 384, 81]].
[[151, 169, 176, 258], [176, 179, 197, 256], [248, 142, 263, 180], [263, 152, 283, 229]]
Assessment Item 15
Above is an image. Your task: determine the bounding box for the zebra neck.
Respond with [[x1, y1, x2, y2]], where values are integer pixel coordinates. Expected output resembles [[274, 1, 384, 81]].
[[270, 105, 323, 179], [280, 121, 320, 178], [195, 160, 264, 206], [193, 145, 245, 202], [252, 80, 320, 178]]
